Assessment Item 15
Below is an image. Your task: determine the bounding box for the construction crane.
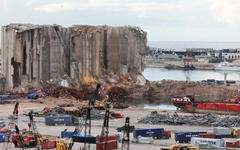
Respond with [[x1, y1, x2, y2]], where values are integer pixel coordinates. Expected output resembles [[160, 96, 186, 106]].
[[15, 125, 25, 150], [121, 117, 134, 150], [83, 83, 101, 150], [183, 51, 195, 70], [28, 112, 42, 150], [99, 103, 111, 150], [2, 102, 19, 150]]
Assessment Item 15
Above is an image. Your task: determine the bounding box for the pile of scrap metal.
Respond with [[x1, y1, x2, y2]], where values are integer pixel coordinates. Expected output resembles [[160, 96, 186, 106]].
[[139, 111, 240, 127], [23, 106, 123, 119]]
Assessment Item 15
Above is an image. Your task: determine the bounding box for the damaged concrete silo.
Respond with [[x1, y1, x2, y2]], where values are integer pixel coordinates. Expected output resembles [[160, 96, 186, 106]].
[[1, 24, 147, 91]]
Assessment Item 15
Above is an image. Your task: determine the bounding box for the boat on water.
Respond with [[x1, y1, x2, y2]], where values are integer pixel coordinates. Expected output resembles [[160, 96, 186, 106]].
[[214, 61, 240, 71], [171, 96, 240, 114]]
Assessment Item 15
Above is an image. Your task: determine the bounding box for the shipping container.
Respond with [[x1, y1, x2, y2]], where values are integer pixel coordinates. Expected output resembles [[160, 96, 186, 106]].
[[41, 140, 56, 149], [175, 132, 207, 143], [97, 135, 116, 142], [191, 137, 224, 149], [0, 133, 6, 142], [96, 140, 117, 150], [61, 131, 75, 138], [198, 133, 216, 139], [226, 140, 240, 148], [45, 115, 78, 126], [213, 127, 232, 136], [72, 134, 96, 144], [137, 136, 154, 144], [133, 128, 164, 139]]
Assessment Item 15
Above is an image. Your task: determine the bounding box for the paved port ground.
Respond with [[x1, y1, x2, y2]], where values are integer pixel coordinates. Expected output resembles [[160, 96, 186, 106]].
[[0, 99, 215, 150]]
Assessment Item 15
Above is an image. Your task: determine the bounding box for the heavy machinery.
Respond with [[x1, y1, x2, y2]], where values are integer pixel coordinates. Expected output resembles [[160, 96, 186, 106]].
[[56, 140, 72, 150], [83, 83, 101, 150], [28, 112, 42, 149], [64, 84, 101, 150], [161, 145, 200, 150], [2, 102, 20, 150], [12, 111, 42, 149], [121, 117, 131, 150]]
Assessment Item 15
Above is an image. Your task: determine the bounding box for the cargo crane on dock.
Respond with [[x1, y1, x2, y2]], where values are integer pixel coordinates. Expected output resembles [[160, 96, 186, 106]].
[[2, 102, 19, 150], [83, 83, 101, 150], [99, 103, 111, 150], [28, 112, 42, 150], [183, 51, 195, 70], [121, 117, 130, 150]]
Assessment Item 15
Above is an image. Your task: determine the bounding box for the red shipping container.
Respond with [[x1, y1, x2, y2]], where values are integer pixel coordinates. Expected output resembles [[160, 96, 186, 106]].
[[198, 133, 216, 139], [0, 129, 11, 133], [98, 135, 116, 142], [96, 140, 117, 150], [226, 141, 240, 148], [42, 140, 56, 149]]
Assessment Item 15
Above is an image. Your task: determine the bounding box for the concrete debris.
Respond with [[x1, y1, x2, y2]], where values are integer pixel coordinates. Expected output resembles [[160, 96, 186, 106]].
[[1, 24, 147, 91], [49, 107, 83, 117], [129, 80, 238, 102], [82, 109, 106, 120], [136, 74, 146, 86], [44, 86, 94, 100], [106, 87, 128, 101], [139, 111, 240, 127]]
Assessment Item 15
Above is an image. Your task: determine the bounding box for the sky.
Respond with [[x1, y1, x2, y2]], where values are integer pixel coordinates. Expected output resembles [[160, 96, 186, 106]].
[[0, 0, 240, 42]]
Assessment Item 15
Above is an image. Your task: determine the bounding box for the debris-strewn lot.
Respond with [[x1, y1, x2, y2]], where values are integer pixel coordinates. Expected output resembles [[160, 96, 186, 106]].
[[139, 111, 240, 127], [129, 80, 240, 102]]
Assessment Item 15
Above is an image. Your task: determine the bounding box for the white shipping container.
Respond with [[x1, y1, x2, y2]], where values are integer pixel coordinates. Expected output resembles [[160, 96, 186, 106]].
[[191, 137, 224, 149], [213, 127, 232, 135], [137, 136, 154, 144]]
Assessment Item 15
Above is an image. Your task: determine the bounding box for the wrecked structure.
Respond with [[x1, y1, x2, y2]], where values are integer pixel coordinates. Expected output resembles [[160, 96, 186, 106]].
[[1, 24, 147, 90]]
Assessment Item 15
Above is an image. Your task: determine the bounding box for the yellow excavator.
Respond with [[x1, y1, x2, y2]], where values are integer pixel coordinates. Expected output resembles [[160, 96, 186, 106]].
[[161, 145, 199, 150]]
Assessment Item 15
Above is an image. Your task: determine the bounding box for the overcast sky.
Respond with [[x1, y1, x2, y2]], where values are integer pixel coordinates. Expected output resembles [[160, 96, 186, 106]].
[[1, 0, 240, 42]]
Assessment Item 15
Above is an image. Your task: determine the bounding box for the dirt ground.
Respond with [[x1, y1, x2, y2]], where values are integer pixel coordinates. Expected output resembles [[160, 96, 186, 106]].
[[0, 98, 217, 150]]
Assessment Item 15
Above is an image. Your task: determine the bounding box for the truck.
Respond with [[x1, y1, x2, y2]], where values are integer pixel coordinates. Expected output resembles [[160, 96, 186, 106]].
[[133, 128, 171, 139], [45, 115, 79, 126], [175, 132, 207, 143]]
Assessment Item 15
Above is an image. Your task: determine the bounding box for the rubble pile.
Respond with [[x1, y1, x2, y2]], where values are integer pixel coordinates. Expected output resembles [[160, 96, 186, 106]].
[[44, 86, 93, 100], [107, 87, 128, 100], [49, 107, 83, 117], [129, 80, 238, 102], [139, 111, 240, 127], [50, 107, 111, 120], [82, 109, 106, 120]]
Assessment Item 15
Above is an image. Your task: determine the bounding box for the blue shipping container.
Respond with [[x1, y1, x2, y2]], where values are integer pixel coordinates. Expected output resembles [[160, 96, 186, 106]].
[[133, 128, 164, 138], [61, 131, 75, 138], [45, 115, 72, 126], [175, 132, 207, 143], [0, 133, 6, 142]]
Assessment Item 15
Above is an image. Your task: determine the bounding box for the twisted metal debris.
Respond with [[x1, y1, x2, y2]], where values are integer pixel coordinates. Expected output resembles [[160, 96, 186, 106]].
[[139, 111, 240, 127]]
